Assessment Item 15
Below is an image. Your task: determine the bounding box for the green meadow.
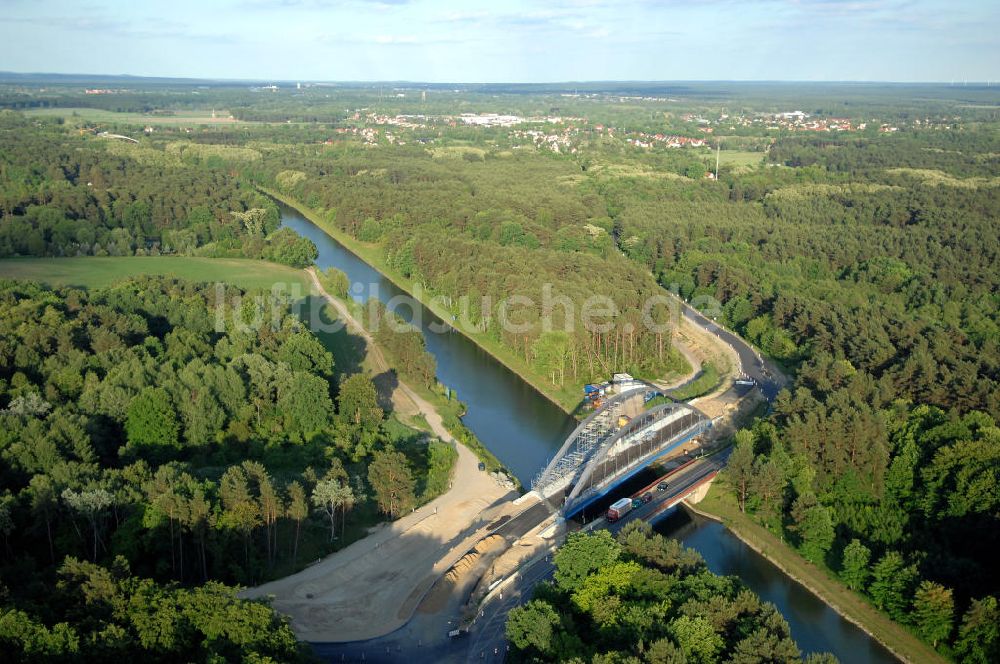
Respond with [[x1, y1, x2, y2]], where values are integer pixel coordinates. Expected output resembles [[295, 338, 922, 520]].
[[0, 256, 309, 291]]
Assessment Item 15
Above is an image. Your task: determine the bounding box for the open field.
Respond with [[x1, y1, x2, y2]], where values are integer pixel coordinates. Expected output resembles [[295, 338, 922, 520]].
[[0, 256, 309, 291], [23, 107, 248, 125], [691, 483, 948, 664], [703, 149, 766, 170]]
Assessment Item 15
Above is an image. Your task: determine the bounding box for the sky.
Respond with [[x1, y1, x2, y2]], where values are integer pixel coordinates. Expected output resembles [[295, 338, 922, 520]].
[[1, 0, 998, 83]]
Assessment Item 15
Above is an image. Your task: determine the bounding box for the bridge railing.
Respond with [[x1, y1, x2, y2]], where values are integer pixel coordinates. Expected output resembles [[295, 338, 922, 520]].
[[532, 385, 657, 496], [563, 402, 709, 509]]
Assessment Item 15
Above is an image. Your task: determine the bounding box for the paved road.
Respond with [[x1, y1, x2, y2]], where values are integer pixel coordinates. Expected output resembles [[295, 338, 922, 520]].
[[673, 297, 784, 401], [306, 285, 777, 661], [464, 557, 555, 663], [459, 455, 726, 663], [309, 456, 728, 662]]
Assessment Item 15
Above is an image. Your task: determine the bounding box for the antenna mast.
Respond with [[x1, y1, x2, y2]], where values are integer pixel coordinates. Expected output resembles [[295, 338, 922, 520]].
[[715, 141, 721, 180]]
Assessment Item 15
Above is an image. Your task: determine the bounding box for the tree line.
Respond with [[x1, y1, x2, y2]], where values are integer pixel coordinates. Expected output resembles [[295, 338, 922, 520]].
[[0, 113, 317, 267], [0, 276, 454, 660], [506, 523, 837, 663]]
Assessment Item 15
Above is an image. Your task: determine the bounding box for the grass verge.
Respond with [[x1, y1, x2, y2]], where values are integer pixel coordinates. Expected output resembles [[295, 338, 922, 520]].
[[670, 362, 722, 400], [691, 482, 947, 664], [0, 256, 308, 291]]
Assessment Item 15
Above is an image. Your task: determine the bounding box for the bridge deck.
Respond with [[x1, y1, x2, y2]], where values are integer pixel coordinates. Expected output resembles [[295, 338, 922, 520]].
[[532, 381, 710, 520], [562, 418, 706, 518]]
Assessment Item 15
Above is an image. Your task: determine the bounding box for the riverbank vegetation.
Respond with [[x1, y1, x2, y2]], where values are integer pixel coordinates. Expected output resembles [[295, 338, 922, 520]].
[[0, 276, 455, 660], [692, 487, 949, 664], [3, 81, 999, 660], [506, 523, 836, 663], [264, 186, 682, 413], [316, 266, 508, 475], [255, 156, 691, 400]]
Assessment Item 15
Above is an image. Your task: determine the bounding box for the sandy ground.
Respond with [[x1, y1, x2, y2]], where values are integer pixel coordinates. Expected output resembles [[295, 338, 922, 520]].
[[243, 448, 513, 642], [677, 316, 740, 383], [248, 271, 772, 645], [663, 325, 705, 388], [241, 270, 516, 642]]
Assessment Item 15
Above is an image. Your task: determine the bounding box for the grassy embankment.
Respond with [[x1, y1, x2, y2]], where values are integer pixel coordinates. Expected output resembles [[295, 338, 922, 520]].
[[690, 482, 948, 664], [670, 362, 722, 400], [264, 188, 692, 415], [311, 268, 509, 478], [0, 256, 310, 291]]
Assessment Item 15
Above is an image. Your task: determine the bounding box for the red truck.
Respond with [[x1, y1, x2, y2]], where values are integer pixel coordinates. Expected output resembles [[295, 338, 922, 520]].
[[607, 497, 633, 522]]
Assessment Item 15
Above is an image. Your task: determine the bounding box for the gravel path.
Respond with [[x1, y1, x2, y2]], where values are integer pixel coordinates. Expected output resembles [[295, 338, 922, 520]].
[[241, 269, 514, 642]]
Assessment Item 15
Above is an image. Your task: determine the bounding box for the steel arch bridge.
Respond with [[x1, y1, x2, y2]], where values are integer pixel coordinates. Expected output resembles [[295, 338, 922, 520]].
[[532, 384, 710, 518]]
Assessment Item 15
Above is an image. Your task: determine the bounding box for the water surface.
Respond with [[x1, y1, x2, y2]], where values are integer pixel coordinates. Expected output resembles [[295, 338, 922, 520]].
[[656, 510, 899, 664], [281, 203, 900, 663], [281, 204, 576, 486]]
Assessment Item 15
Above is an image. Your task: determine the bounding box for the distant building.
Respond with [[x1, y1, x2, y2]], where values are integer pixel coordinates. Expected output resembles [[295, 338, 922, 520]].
[[459, 113, 523, 127]]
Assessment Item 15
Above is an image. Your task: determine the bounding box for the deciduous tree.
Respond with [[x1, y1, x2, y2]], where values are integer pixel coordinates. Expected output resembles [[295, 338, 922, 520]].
[[912, 580, 954, 648], [839, 539, 871, 592]]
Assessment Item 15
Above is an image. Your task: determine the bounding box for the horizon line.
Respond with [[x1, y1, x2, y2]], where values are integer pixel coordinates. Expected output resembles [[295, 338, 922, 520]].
[[1, 70, 995, 88]]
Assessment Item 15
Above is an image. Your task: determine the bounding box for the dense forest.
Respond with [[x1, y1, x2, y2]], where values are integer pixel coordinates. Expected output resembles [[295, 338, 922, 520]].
[[1, 82, 998, 661], [0, 276, 453, 660], [648, 135, 1000, 661], [254, 146, 689, 391], [0, 111, 317, 267], [506, 523, 836, 663], [247, 115, 1000, 659]]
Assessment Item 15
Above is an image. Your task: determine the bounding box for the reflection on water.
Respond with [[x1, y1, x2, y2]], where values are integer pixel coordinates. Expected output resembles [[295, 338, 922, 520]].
[[656, 509, 900, 664]]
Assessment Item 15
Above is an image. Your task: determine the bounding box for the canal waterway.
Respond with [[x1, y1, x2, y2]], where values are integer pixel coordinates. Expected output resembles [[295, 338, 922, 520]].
[[279, 201, 899, 664], [280, 203, 576, 486]]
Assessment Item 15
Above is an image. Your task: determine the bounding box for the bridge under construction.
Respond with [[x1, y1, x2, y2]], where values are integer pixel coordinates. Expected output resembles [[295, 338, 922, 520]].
[[532, 381, 711, 518]]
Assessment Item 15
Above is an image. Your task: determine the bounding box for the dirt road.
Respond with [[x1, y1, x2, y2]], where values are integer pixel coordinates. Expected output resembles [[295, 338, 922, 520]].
[[241, 269, 515, 642]]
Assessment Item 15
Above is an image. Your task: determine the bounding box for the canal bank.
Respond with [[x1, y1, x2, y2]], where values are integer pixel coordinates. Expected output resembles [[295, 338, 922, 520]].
[[263, 187, 589, 415], [276, 196, 911, 664], [681, 487, 941, 664], [274, 194, 577, 487]]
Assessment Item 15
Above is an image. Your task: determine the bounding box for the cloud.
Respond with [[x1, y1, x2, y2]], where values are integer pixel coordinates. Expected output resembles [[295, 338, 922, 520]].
[[319, 31, 473, 46], [373, 34, 417, 44], [437, 6, 602, 35]]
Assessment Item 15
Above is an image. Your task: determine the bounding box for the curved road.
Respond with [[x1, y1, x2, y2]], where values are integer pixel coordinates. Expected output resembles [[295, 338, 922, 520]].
[[676, 299, 785, 400], [307, 290, 782, 662]]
